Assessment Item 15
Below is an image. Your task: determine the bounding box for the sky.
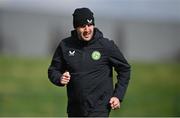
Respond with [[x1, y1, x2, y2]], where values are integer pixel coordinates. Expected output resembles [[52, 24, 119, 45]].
[[0, 0, 180, 21]]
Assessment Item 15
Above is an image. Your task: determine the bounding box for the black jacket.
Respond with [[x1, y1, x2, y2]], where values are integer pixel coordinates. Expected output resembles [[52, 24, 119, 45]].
[[48, 28, 131, 115]]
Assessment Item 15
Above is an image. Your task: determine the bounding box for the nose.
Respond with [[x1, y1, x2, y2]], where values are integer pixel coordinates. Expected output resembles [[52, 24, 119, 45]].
[[84, 25, 89, 30]]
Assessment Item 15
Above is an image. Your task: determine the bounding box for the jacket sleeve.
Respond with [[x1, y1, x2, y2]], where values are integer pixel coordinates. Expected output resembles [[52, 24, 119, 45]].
[[48, 43, 66, 87], [108, 40, 131, 102]]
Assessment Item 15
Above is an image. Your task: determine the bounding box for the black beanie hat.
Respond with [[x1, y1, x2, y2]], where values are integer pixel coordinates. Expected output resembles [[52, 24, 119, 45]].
[[73, 7, 95, 28]]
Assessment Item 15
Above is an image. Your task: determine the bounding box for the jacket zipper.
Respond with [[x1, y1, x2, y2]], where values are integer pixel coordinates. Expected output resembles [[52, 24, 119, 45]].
[[81, 47, 86, 71]]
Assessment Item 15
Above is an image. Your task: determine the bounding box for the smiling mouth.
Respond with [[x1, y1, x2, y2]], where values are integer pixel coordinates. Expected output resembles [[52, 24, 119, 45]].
[[83, 32, 91, 37]]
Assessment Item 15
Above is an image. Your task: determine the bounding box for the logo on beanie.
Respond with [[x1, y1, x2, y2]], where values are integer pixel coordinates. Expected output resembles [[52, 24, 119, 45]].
[[87, 19, 92, 24], [91, 51, 101, 60]]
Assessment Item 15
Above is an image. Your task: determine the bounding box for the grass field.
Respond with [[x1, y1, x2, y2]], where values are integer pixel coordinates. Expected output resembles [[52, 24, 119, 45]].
[[0, 55, 180, 116]]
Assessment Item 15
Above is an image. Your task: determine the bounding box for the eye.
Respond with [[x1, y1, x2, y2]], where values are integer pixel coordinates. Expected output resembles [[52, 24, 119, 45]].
[[79, 25, 86, 28], [87, 24, 93, 26], [78, 24, 93, 28]]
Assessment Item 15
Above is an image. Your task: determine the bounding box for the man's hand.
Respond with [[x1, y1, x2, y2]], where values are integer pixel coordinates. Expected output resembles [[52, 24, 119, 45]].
[[109, 97, 120, 110], [60, 71, 71, 85]]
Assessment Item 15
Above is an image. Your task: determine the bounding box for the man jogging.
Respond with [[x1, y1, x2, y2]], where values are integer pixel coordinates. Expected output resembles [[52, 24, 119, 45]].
[[48, 7, 131, 117]]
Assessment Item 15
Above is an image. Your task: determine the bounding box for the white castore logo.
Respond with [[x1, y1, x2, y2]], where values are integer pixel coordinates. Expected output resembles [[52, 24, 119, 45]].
[[87, 19, 92, 24], [69, 50, 75, 56]]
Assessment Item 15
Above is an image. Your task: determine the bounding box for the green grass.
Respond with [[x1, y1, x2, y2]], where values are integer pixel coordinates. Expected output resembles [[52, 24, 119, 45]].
[[0, 55, 180, 116], [110, 62, 180, 117]]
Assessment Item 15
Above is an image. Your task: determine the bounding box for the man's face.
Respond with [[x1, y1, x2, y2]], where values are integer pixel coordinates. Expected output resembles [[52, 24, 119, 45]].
[[76, 24, 94, 41]]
